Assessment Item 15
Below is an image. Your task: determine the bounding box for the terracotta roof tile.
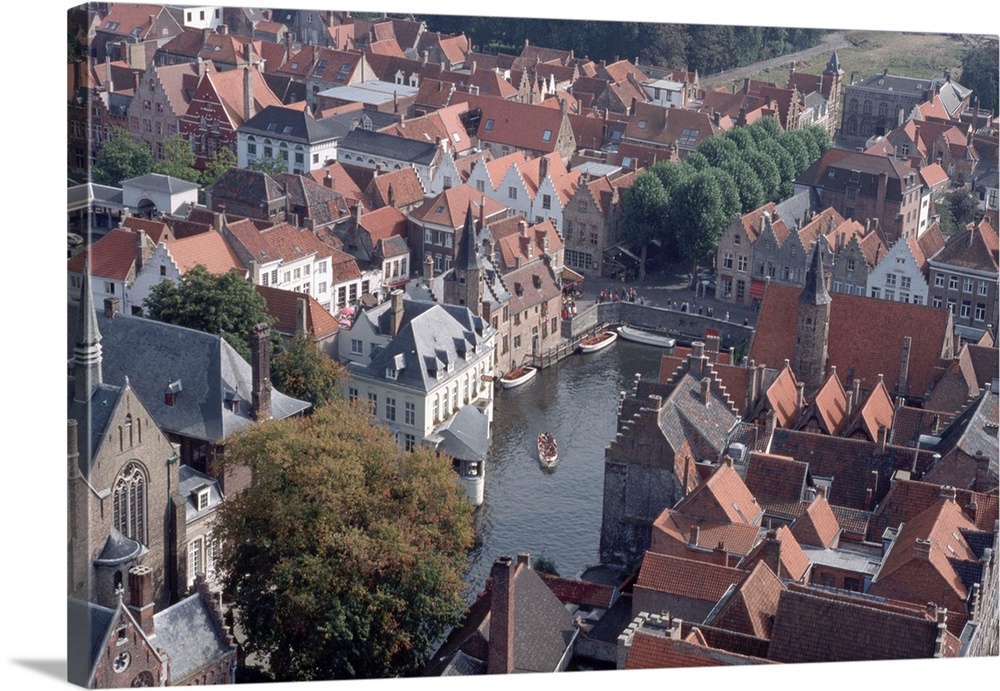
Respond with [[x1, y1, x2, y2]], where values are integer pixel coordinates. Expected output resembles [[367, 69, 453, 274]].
[[260, 222, 334, 262], [450, 92, 570, 155], [707, 561, 785, 639], [739, 526, 811, 582], [744, 452, 808, 504], [768, 585, 958, 662], [410, 184, 506, 229], [849, 378, 895, 441], [358, 205, 408, 243], [869, 477, 999, 538], [805, 371, 848, 434], [166, 229, 243, 274], [123, 217, 173, 245], [673, 462, 763, 525], [224, 217, 279, 263], [255, 284, 339, 340], [636, 552, 745, 602], [762, 365, 802, 428], [889, 405, 954, 447], [367, 167, 426, 209], [932, 219, 999, 273], [624, 626, 769, 669], [307, 163, 371, 209], [650, 510, 763, 561], [67, 228, 137, 281], [789, 495, 841, 548], [749, 283, 952, 402]]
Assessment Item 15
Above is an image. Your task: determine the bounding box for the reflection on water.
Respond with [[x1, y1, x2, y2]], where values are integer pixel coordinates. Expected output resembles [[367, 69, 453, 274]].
[[462, 341, 664, 597]]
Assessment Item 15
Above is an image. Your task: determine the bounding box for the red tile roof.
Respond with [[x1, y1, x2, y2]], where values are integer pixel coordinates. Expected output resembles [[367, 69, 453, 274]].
[[409, 184, 506, 229], [807, 371, 848, 434], [849, 377, 895, 441], [673, 462, 763, 526], [932, 219, 998, 273], [358, 205, 408, 243], [255, 284, 339, 340], [450, 92, 570, 155], [869, 477, 999, 538], [166, 229, 243, 275], [789, 495, 841, 548], [260, 222, 334, 263], [624, 626, 769, 669], [67, 228, 137, 281], [123, 217, 173, 245], [748, 283, 952, 401], [707, 561, 785, 639], [636, 552, 746, 602], [919, 162, 950, 187], [307, 163, 371, 210], [763, 365, 801, 428], [739, 526, 811, 582], [744, 452, 809, 504], [650, 510, 763, 561], [367, 167, 426, 209]]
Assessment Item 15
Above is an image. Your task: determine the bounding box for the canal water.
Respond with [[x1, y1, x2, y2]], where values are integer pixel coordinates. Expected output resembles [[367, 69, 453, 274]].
[[462, 339, 665, 597]]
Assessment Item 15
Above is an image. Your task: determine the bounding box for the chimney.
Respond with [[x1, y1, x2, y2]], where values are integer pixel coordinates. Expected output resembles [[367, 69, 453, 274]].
[[797, 382, 805, 411], [516, 552, 531, 569], [539, 155, 549, 181], [898, 336, 912, 397], [104, 54, 114, 92], [853, 379, 862, 406], [324, 169, 332, 188], [914, 538, 932, 559], [295, 297, 309, 337], [704, 332, 720, 361], [423, 254, 434, 282], [104, 297, 119, 319], [243, 65, 254, 121], [390, 289, 405, 337], [134, 229, 146, 272], [219, 23, 229, 36], [127, 565, 155, 635], [700, 377, 712, 406], [939, 485, 957, 503], [762, 530, 783, 579], [689, 525, 700, 547], [488, 556, 516, 674], [251, 323, 272, 421]]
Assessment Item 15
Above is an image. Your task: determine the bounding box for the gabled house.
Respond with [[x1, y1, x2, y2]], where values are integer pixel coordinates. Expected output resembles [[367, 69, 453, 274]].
[[68, 226, 156, 308], [466, 151, 579, 232], [924, 342, 999, 415], [337, 127, 449, 191], [274, 172, 351, 230], [340, 204, 411, 299], [633, 551, 747, 624], [255, 284, 340, 358], [450, 92, 576, 164], [155, 25, 255, 71], [205, 167, 286, 221], [621, 101, 720, 160], [865, 223, 945, 305], [276, 44, 368, 109], [237, 105, 341, 173], [600, 342, 742, 569], [926, 219, 999, 342], [408, 184, 507, 275], [365, 166, 427, 211], [921, 384, 1000, 493], [91, 3, 184, 64], [179, 60, 283, 169], [561, 168, 639, 277], [129, 61, 214, 161]]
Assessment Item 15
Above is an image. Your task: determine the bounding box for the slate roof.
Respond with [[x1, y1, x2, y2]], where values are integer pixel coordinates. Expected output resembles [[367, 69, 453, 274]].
[[767, 585, 958, 662], [434, 404, 489, 462], [922, 388, 1000, 490], [348, 296, 491, 393], [636, 551, 745, 602], [67, 598, 117, 685], [339, 128, 440, 165], [275, 173, 350, 228], [240, 105, 341, 144], [178, 465, 223, 524], [150, 593, 233, 683], [798, 149, 918, 202], [67, 227, 138, 280], [749, 282, 952, 401], [207, 168, 285, 208], [96, 314, 310, 442], [768, 429, 938, 511]]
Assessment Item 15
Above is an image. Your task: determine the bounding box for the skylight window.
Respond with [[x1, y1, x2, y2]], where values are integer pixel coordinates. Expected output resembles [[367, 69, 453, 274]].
[[637, 119, 647, 129], [282, 125, 293, 134], [316, 60, 328, 69], [484, 118, 495, 132], [542, 129, 552, 142], [290, 62, 299, 70], [678, 128, 700, 147], [105, 21, 120, 31], [131, 27, 142, 38], [266, 123, 277, 131]]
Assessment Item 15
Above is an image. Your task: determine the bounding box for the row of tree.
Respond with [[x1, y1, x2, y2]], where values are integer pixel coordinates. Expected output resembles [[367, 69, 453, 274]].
[[621, 118, 832, 277], [415, 15, 828, 73]]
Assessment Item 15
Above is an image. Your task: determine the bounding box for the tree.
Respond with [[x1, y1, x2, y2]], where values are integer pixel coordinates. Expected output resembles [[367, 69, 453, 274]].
[[757, 138, 798, 198], [801, 125, 832, 157], [621, 172, 670, 279], [249, 156, 288, 177], [142, 265, 272, 361], [947, 189, 980, 228], [697, 136, 740, 168], [724, 126, 758, 154], [741, 149, 782, 201], [271, 335, 347, 410], [777, 130, 813, 176], [672, 170, 731, 273], [153, 134, 200, 184], [960, 37, 999, 113], [201, 145, 238, 188], [717, 156, 766, 212], [214, 401, 475, 681], [92, 126, 153, 186]]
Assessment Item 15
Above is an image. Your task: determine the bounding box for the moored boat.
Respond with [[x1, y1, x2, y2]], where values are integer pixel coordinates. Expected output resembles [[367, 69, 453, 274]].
[[617, 325, 676, 348], [499, 365, 537, 388], [537, 432, 558, 466], [579, 330, 618, 353]]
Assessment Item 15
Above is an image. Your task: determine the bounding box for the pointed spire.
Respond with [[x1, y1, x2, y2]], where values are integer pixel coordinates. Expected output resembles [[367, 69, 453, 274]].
[[825, 50, 843, 76], [455, 202, 479, 272], [73, 260, 103, 403], [800, 241, 831, 306]]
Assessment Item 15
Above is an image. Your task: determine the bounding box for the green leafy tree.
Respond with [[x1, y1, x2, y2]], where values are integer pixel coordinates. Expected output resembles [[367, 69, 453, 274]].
[[673, 170, 731, 273], [249, 156, 288, 177], [741, 149, 782, 201], [947, 189, 980, 228], [960, 37, 999, 113], [271, 335, 346, 410], [533, 556, 559, 577], [153, 134, 200, 184], [757, 138, 798, 198], [142, 265, 272, 361], [681, 151, 710, 171], [697, 136, 740, 168], [706, 168, 741, 221], [214, 401, 475, 681], [201, 146, 238, 188], [622, 172, 670, 279], [92, 126, 153, 186], [717, 156, 766, 212], [789, 128, 821, 162], [777, 130, 813, 176], [724, 126, 758, 154], [754, 116, 784, 139], [802, 125, 832, 157]]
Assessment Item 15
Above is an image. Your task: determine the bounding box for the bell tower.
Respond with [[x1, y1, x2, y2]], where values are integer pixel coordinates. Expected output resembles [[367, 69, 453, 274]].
[[794, 241, 831, 398]]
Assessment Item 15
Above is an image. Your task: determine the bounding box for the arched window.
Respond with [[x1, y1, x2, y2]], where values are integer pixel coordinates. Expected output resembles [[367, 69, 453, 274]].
[[846, 117, 857, 134], [849, 99, 858, 112], [124, 414, 133, 448], [863, 100, 872, 114], [113, 462, 148, 545], [878, 102, 888, 117]]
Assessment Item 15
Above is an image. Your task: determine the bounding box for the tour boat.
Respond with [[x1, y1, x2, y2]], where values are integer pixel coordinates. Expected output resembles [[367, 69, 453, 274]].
[[499, 365, 537, 389], [617, 325, 676, 348], [579, 330, 618, 353], [537, 432, 558, 467]]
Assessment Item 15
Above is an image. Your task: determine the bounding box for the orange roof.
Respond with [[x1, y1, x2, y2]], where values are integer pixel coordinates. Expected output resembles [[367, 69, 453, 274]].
[[744, 452, 809, 504], [450, 92, 570, 155], [651, 511, 763, 560], [123, 217, 173, 245], [67, 228, 137, 281], [368, 167, 425, 209], [260, 222, 334, 262], [738, 203, 778, 243], [307, 163, 371, 209], [868, 477, 999, 538], [808, 371, 848, 434], [852, 377, 895, 441], [358, 205, 408, 242], [197, 66, 282, 130], [789, 495, 841, 548], [916, 94, 951, 120], [410, 184, 506, 228], [748, 283, 951, 402], [764, 365, 801, 428], [739, 526, 811, 582], [381, 102, 473, 155], [673, 462, 763, 526], [166, 229, 243, 275], [920, 163, 949, 187], [707, 561, 785, 639], [255, 284, 339, 340], [636, 552, 746, 602], [624, 626, 769, 669]]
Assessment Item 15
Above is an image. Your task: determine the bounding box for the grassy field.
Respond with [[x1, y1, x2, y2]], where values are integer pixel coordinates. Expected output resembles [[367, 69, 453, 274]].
[[753, 30, 973, 85]]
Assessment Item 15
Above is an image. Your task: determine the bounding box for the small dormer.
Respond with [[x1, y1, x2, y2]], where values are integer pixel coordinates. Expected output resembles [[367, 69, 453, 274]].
[[192, 484, 211, 512], [165, 379, 182, 406]]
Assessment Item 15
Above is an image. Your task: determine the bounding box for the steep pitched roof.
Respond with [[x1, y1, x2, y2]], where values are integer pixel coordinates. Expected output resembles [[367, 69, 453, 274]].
[[925, 343, 999, 415], [706, 561, 786, 639], [761, 364, 802, 428], [749, 283, 951, 401], [767, 585, 959, 662], [166, 229, 243, 274], [805, 371, 848, 434], [450, 92, 570, 154], [150, 592, 235, 683], [197, 65, 283, 130], [624, 622, 770, 668], [367, 166, 426, 209], [359, 205, 408, 242], [922, 387, 1000, 490], [410, 184, 506, 228], [738, 526, 811, 582], [789, 495, 841, 548], [931, 218, 999, 273], [67, 227, 137, 280], [744, 452, 808, 504], [846, 377, 895, 441], [650, 510, 763, 561], [307, 163, 371, 209], [869, 477, 997, 539], [636, 552, 746, 602], [673, 462, 763, 526], [255, 285, 340, 341]]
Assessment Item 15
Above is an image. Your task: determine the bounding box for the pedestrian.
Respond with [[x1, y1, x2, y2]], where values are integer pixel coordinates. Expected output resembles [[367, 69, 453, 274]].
[[744, 317, 749, 326], [725, 311, 730, 321], [698, 306, 703, 315], [708, 306, 714, 317]]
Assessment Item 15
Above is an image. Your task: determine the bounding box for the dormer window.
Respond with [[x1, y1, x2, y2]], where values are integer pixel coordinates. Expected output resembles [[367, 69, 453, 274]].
[[541, 129, 552, 142], [484, 119, 495, 132], [165, 379, 182, 405], [637, 119, 647, 129], [386, 366, 397, 380], [197, 487, 210, 511]]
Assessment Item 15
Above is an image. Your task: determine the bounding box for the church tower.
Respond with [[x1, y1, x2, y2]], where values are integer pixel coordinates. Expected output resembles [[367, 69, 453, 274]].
[[72, 263, 103, 404], [445, 203, 483, 314], [821, 50, 844, 140], [794, 241, 831, 398]]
